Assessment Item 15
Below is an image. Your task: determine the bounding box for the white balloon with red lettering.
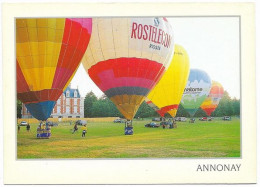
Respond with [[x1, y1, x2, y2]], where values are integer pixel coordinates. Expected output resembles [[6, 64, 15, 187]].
[[82, 17, 174, 120]]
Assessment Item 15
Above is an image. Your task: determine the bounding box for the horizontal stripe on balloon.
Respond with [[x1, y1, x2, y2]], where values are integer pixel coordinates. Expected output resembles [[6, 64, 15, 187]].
[[110, 94, 145, 120], [105, 87, 149, 98], [17, 89, 62, 104], [202, 108, 216, 116], [110, 94, 145, 106], [25, 101, 56, 121], [88, 57, 165, 92], [209, 87, 224, 95], [97, 69, 156, 91], [157, 104, 178, 117]]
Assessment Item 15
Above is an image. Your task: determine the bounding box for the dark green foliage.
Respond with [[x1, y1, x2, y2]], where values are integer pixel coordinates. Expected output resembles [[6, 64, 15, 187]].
[[176, 104, 190, 117], [232, 98, 240, 116], [135, 101, 159, 118], [194, 108, 208, 117], [91, 94, 122, 118], [84, 91, 98, 117], [176, 105, 207, 117], [17, 99, 22, 118], [82, 90, 240, 118], [16, 89, 240, 119], [212, 91, 239, 117]]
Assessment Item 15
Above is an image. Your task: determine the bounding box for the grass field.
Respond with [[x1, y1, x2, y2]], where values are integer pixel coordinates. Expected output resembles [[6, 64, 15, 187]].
[[17, 117, 240, 159]]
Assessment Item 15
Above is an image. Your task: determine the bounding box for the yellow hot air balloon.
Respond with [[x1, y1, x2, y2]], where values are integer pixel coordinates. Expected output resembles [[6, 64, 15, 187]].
[[17, 18, 92, 121], [147, 44, 190, 118]]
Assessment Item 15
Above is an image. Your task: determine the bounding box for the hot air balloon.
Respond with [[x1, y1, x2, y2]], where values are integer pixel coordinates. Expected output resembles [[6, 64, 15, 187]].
[[16, 18, 92, 124], [180, 69, 211, 117], [146, 44, 190, 118], [82, 18, 174, 133], [200, 81, 224, 116]]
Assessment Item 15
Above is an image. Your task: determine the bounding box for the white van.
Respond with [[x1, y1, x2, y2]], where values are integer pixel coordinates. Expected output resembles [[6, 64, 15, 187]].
[[175, 117, 187, 122]]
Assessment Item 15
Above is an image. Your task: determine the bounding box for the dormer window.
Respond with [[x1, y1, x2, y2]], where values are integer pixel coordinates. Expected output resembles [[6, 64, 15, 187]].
[[74, 91, 77, 98], [66, 90, 70, 97]]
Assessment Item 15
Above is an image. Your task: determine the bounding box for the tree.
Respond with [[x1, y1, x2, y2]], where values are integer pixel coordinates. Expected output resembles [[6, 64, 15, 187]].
[[135, 101, 158, 118], [91, 94, 122, 117], [82, 90, 240, 118], [194, 108, 207, 117], [176, 104, 190, 117], [232, 98, 240, 116], [17, 99, 22, 118], [212, 91, 239, 117], [84, 91, 98, 117]]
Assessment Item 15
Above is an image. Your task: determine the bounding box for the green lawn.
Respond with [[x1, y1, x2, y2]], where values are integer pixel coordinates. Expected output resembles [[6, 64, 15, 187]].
[[17, 117, 240, 158]]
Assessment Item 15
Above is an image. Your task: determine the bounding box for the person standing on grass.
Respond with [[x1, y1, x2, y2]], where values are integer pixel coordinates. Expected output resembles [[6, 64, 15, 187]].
[[72, 123, 78, 134], [26, 123, 30, 132], [81, 124, 87, 138], [18, 124, 20, 133]]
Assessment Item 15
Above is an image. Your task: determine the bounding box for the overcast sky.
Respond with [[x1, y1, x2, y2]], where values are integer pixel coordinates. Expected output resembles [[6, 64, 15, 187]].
[[71, 17, 240, 99]]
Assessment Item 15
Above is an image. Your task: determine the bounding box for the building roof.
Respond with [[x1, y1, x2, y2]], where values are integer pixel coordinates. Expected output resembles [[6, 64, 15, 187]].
[[63, 84, 81, 98]]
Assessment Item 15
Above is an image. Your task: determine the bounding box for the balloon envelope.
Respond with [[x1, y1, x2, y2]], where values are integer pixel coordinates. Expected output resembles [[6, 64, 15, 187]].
[[180, 69, 211, 117], [82, 18, 174, 120], [16, 18, 92, 121], [200, 81, 224, 116], [146, 44, 190, 117]]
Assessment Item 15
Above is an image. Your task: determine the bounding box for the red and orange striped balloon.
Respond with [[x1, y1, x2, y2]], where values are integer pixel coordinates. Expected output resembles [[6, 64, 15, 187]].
[[200, 81, 224, 116], [16, 18, 92, 120]]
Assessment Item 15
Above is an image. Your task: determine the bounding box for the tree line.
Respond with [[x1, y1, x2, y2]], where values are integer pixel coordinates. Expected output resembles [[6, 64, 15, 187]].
[[17, 90, 240, 119], [84, 90, 240, 118]]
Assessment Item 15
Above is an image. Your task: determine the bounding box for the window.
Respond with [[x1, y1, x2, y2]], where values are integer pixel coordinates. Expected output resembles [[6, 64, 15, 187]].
[[74, 106, 77, 113], [66, 106, 70, 114], [57, 99, 61, 105], [74, 91, 77, 98], [74, 99, 77, 105], [76, 116, 80, 118], [66, 90, 70, 97], [57, 106, 61, 114], [66, 98, 70, 104]]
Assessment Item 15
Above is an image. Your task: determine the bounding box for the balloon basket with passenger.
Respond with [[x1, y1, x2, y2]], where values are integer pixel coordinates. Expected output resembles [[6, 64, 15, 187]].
[[124, 120, 133, 135], [37, 121, 51, 139]]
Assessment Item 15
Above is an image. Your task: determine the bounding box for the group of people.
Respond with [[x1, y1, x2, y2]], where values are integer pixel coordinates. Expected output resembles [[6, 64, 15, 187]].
[[72, 123, 87, 137], [37, 122, 51, 131], [161, 118, 176, 129]]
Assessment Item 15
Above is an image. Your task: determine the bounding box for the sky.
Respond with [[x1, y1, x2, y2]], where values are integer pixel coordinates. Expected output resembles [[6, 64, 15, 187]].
[[71, 17, 240, 99]]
